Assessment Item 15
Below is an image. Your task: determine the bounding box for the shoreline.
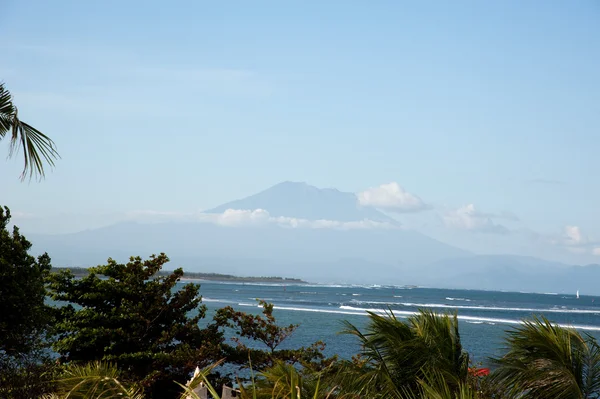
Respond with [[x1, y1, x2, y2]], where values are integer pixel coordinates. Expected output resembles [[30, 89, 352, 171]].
[[50, 267, 309, 285]]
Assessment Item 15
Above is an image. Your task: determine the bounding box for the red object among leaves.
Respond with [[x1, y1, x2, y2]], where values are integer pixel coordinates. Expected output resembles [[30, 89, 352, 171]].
[[469, 367, 490, 377]]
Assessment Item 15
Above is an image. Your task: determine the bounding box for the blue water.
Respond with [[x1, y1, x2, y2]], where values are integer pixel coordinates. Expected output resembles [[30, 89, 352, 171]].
[[195, 281, 600, 366]]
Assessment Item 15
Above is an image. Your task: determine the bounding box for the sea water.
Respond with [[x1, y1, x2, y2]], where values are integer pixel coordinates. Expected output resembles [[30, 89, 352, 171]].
[[195, 281, 600, 366]]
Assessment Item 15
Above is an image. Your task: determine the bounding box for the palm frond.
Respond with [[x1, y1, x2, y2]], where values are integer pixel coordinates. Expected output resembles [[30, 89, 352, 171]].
[[335, 309, 470, 398], [177, 359, 224, 399], [401, 370, 481, 399], [0, 82, 59, 180], [490, 316, 600, 399], [53, 361, 144, 399]]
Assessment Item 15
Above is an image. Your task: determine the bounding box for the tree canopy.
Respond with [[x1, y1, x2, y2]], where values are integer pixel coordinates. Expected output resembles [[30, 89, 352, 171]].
[[47, 253, 222, 399], [0, 206, 52, 356]]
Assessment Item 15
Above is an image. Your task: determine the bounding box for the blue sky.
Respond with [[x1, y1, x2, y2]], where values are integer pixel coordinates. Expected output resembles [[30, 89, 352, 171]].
[[1, 1, 599, 263]]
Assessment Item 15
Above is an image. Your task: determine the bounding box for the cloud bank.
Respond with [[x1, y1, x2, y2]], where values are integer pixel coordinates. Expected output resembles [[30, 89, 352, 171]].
[[442, 204, 509, 234], [127, 208, 398, 231], [357, 182, 430, 213], [552, 225, 600, 256]]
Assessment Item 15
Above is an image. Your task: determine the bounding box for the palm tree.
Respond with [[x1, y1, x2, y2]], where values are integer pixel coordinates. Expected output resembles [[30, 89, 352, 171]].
[[248, 361, 336, 399], [43, 361, 145, 399], [491, 316, 600, 399], [333, 309, 470, 398], [180, 359, 337, 399], [0, 82, 59, 180], [402, 371, 482, 399]]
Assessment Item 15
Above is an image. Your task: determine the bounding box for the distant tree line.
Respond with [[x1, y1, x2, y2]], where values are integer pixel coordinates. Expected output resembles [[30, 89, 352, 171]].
[[50, 266, 307, 283]]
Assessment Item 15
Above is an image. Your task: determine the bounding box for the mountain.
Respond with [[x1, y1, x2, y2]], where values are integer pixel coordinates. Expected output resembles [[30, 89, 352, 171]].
[[30, 223, 600, 292], [30, 221, 469, 283], [31, 181, 472, 283], [205, 181, 396, 223], [411, 255, 600, 294], [25, 181, 600, 293]]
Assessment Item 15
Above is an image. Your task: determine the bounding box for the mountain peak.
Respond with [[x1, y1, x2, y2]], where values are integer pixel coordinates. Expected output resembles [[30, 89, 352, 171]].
[[205, 181, 395, 223]]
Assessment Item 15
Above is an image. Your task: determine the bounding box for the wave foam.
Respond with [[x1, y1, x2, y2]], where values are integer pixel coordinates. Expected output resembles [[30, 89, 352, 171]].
[[202, 298, 234, 304], [351, 299, 402, 306], [446, 297, 471, 302], [338, 306, 600, 331], [397, 302, 600, 315]]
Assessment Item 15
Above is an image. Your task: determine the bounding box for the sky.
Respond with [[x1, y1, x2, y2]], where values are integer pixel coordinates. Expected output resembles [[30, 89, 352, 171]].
[[1, 1, 599, 264]]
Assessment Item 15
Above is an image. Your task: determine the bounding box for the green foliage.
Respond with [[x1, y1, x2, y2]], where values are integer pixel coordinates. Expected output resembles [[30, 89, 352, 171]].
[[47, 361, 145, 399], [0, 205, 53, 356], [333, 309, 470, 398], [180, 359, 336, 399], [0, 358, 61, 399], [213, 300, 331, 374], [402, 371, 482, 399], [0, 205, 56, 398], [491, 316, 600, 399], [0, 82, 59, 180], [47, 253, 223, 399], [176, 359, 226, 399], [249, 361, 337, 399]]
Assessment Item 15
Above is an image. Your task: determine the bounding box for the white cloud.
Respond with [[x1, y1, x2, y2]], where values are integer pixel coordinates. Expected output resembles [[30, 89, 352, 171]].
[[127, 208, 398, 231], [357, 182, 430, 213], [272, 216, 395, 230], [563, 225, 585, 246], [551, 225, 600, 256], [214, 209, 271, 227], [442, 204, 509, 234]]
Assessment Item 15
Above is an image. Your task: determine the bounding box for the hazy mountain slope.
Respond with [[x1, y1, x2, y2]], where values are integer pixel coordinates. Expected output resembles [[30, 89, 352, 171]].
[[30, 221, 469, 280], [413, 255, 600, 294], [205, 181, 396, 223], [30, 224, 600, 292]]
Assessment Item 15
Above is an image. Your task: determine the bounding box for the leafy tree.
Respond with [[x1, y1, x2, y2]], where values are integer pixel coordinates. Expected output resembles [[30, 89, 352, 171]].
[[333, 309, 470, 398], [491, 316, 600, 399], [0, 206, 53, 356], [0, 205, 57, 399], [47, 253, 223, 399], [0, 82, 59, 180], [213, 300, 331, 375], [0, 358, 61, 399]]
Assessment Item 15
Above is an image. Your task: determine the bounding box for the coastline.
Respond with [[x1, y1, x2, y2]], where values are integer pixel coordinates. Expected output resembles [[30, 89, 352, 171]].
[[50, 267, 308, 285]]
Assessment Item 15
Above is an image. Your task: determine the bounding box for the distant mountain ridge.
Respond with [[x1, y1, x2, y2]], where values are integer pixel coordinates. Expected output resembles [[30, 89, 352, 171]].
[[24, 181, 600, 294], [205, 181, 396, 223], [413, 255, 600, 295]]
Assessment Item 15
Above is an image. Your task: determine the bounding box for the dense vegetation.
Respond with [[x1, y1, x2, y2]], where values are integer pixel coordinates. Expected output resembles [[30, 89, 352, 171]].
[[2, 204, 600, 398]]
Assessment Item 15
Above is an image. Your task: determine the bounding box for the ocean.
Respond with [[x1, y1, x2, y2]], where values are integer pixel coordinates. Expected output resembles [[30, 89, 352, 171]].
[[196, 281, 600, 366]]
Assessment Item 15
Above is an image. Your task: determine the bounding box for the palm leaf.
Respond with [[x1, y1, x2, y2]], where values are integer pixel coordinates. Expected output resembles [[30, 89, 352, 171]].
[[0, 82, 59, 180], [334, 309, 470, 398], [177, 359, 224, 399], [491, 316, 600, 399], [53, 361, 144, 399]]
